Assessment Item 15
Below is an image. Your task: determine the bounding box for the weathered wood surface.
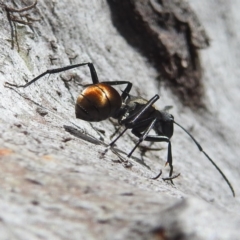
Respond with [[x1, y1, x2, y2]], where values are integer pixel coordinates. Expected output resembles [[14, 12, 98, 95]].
[[0, 0, 240, 239]]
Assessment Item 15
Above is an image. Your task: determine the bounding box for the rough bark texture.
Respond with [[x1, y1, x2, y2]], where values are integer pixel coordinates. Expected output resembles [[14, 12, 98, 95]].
[[0, 0, 240, 239], [107, 0, 210, 108]]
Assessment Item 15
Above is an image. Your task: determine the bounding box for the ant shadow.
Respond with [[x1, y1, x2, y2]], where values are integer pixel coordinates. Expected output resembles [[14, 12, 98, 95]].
[[63, 124, 181, 182], [63, 124, 152, 170]]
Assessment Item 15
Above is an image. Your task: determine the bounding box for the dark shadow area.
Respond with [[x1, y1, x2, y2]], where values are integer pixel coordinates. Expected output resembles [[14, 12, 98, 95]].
[[64, 124, 181, 181], [107, 0, 210, 109], [63, 124, 152, 169]]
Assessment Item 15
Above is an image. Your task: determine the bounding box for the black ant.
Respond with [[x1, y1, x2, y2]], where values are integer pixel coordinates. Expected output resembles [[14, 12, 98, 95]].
[[5, 62, 235, 197]]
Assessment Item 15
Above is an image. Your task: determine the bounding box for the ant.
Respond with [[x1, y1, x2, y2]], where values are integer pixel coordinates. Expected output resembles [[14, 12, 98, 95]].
[[5, 62, 235, 197]]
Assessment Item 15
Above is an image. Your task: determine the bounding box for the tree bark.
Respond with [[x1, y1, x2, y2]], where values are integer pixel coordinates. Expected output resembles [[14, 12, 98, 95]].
[[0, 0, 239, 239]]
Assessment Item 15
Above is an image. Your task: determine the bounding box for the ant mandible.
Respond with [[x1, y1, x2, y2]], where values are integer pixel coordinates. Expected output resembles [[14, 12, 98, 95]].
[[5, 62, 235, 197]]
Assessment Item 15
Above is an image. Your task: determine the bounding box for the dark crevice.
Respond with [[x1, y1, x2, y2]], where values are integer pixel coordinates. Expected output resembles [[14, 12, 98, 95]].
[[107, 0, 210, 109]]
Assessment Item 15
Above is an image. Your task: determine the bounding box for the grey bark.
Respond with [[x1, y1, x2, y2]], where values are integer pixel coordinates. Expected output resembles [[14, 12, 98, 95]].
[[0, 0, 240, 239]]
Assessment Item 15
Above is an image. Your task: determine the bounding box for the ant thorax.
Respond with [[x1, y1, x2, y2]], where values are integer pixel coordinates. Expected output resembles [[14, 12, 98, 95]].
[[119, 95, 154, 121]]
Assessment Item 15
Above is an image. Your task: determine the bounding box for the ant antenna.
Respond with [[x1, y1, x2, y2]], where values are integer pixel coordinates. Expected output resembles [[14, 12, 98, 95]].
[[174, 121, 235, 197]]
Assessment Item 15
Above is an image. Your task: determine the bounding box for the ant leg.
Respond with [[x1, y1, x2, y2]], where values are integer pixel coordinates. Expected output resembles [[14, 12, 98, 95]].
[[162, 173, 180, 181], [121, 95, 160, 127], [101, 81, 132, 101], [85, 63, 99, 84], [109, 117, 158, 172], [151, 171, 180, 181], [151, 170, 162, 179], [127, 118, 157, 158], [5, 62, 99, 88], [109, 95, 159, 147], [132, 130, 174, 178], [109, 128, 128, 147]]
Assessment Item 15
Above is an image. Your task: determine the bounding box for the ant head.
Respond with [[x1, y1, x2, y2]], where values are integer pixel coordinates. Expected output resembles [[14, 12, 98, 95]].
[[160, 111, 174, 122], [154, 111, 174, 138]]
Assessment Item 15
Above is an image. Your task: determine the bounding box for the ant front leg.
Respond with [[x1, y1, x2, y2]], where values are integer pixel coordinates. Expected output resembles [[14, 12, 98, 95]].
[[127, 118, 158, 157], [109, 95, 160, 147], [132, 130, 174, 180], [151, 169, 180, 182]]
